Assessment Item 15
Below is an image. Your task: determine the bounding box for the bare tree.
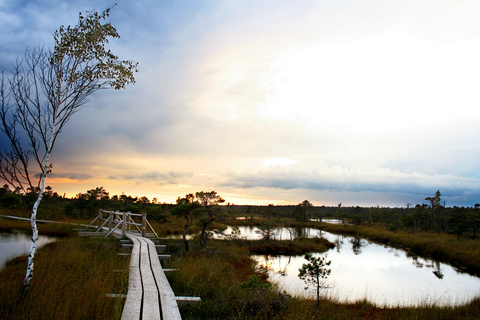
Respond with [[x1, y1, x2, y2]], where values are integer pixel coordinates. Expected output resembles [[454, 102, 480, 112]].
[[0, 7, 138, 293]]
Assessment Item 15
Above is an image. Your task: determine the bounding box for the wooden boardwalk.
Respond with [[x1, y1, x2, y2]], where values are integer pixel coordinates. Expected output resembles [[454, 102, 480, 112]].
[[79, 209, 200, 319], [121, 233, 181, 320]]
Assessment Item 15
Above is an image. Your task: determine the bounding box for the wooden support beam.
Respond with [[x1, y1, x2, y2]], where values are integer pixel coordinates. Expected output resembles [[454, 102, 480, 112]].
[[79, 231, 108, 237], [106, 293, 127, 298], [175, 296, 202, 306]]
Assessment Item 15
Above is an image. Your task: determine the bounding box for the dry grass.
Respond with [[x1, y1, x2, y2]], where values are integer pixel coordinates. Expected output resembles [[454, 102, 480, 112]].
[[0, 236, 129, 320], [2, 215, 480, 319]]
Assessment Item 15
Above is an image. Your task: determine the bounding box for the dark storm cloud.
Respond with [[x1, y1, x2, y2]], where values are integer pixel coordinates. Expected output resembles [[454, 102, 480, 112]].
[[220, 168, 480, 207], [109, 171, 193, 184], [38, 172, 92, 181]]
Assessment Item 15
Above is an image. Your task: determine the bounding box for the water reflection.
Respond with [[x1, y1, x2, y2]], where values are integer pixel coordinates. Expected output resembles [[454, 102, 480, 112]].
[[220, 226, 480, 307], [0, 232, 56, 270], [349, 237, 366, 255], [217, 225, 323, 241], [258, 255, 292, 277]]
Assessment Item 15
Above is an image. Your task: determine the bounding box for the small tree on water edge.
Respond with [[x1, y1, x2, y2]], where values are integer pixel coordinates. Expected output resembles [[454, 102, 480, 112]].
[[298, 253, 332, 308]]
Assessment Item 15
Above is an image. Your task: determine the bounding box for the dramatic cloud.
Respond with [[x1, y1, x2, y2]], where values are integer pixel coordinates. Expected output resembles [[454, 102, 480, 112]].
[[1, 0, 480, 206]]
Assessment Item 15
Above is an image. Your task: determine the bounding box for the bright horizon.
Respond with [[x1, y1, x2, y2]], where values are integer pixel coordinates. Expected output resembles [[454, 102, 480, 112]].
[[2, 0, 480, 207]]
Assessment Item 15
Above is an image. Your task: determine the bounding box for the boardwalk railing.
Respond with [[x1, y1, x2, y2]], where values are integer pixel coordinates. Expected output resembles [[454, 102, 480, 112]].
[[80, 209, 159, 239]]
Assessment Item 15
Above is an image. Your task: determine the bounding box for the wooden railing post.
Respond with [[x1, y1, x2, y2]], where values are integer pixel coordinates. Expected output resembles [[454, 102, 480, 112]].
[[122, 211, 127, 237], [127, 212, 131, 232], [142, 212, 146, 237], [109, 211, 114, 232], [98, 209, 102, 230]]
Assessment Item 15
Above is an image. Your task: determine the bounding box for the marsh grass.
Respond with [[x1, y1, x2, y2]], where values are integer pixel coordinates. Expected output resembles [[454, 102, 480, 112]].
[[237, 237, 334, 255], [164, 240, 290, 319], [0, 236, 129, 320], [2, 215, 480, 319]]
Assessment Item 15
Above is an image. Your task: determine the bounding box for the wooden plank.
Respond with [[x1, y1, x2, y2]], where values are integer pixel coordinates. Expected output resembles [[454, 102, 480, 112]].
[[147, 239, 181, 320], [121, 237, 142, 320], [121, 234, 180, 320], [139, 238, 161, 319]]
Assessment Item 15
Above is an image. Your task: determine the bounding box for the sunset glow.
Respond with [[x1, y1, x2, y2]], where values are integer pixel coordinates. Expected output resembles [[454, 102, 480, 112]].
[[1, 0, 480, 206]]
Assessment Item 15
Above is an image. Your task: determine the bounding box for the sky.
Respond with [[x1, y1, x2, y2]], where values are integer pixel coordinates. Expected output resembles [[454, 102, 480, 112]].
[[1, 0, 480, 207]]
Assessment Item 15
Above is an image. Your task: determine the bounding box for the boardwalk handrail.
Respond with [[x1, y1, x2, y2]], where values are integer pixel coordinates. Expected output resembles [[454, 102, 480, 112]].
[[82, 209, 159, 239]]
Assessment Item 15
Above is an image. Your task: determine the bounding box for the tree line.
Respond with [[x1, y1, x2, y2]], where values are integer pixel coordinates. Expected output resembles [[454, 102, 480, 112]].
[[2, 185, 479, 240]]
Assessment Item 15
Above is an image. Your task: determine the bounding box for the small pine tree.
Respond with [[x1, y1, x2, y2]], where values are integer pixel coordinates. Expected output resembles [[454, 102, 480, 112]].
[[298, 253, 332, 307]]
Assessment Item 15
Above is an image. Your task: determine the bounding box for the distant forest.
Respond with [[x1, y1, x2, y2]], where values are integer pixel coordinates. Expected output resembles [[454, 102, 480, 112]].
[[1, 185, 478, 239]]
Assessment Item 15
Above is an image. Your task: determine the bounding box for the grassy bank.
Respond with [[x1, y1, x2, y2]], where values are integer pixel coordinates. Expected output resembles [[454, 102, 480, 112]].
[[164, 240, 290, 319], [0, 235, 129, 319], [237, 237, 334, 255], [319, 222, 480, 275]]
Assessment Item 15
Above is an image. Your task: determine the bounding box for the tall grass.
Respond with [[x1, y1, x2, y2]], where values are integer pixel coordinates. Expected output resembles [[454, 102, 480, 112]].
[[2, 215, 480, 319], [164, 240, 289, 319], [0, 236, 129, 320]]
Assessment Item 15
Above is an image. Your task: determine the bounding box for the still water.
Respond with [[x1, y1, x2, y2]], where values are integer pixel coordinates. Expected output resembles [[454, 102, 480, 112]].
[[220, 226, 480, 307], [0, 232, 56, 270]]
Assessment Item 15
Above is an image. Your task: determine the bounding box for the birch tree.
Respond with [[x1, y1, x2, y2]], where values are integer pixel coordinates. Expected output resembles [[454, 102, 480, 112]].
[[0, 7, 138, 293]]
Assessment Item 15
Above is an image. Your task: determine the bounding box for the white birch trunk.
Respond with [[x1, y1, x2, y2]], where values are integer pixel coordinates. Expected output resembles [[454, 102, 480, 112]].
[[23, 156, 53, 292], [23, 117, 57, 293]]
